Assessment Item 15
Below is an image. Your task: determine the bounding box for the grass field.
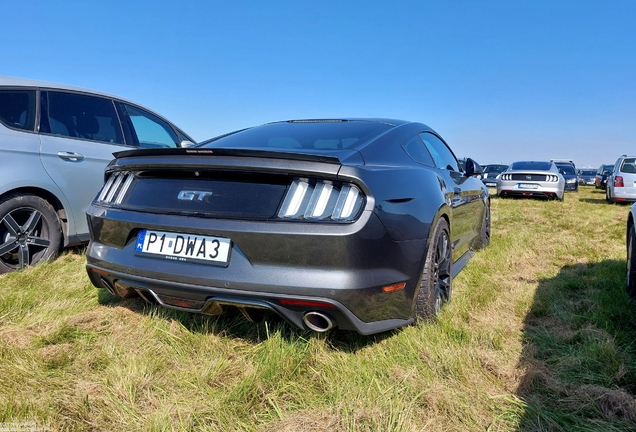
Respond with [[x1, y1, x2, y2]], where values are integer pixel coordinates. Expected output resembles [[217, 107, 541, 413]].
[[1, 186, 636, 431]]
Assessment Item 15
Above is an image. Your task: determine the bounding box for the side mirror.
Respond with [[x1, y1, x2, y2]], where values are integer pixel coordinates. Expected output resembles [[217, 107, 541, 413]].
[[180, 140, 196, 148], [464, 158, 483, 177]]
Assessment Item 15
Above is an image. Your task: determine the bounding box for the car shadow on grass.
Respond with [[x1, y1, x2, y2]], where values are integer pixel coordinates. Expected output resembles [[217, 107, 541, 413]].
[[517, 259, 636, 430], [96, 288, 394, 351]]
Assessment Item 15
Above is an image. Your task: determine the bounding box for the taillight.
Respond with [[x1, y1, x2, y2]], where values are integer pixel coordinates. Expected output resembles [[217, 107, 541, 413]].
[[615, 176, 624, 187], [278, 179, 365, 222], [96, 172, 135, 205]]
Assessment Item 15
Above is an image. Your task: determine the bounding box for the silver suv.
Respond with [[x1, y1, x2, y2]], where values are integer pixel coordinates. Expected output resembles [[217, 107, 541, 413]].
[[607, 155, 636, 203], [0, 77, 194, 273]]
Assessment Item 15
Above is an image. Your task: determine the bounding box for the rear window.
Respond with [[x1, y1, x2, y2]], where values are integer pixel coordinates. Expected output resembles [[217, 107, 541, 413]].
[[510, 161, 552, 171], [0, 89, 36, 131], [620, 158, 636, 174], [201, 121, 392, 151]]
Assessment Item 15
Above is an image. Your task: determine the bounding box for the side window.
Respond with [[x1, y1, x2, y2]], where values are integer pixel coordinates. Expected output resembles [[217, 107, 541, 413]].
[[402, 135, 434, 166], [419, 132, 459, 171], [0, 90, 36, 131], [122, 104, 179, 148], [44, 92, 124, 144]]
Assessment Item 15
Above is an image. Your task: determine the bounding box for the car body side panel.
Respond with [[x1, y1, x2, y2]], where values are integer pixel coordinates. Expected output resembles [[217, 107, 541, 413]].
[[0, 124, 79, 243], [39, 134, 128, 236]]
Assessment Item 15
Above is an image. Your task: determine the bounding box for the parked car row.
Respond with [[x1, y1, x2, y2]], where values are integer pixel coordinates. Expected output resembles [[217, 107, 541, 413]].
[[1, 77, 492, 335], [7, 76, 634, 334], [479, 158, 631, 202]]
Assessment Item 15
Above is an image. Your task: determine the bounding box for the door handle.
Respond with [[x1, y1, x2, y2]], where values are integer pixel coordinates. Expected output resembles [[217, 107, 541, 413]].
[[57, 151, 85, 162]]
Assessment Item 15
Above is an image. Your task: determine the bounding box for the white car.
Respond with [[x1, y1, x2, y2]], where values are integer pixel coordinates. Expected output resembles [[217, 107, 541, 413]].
[[607, 155, 636, 203], [0, 77, 194, 273], [497, 161, 565, 200]]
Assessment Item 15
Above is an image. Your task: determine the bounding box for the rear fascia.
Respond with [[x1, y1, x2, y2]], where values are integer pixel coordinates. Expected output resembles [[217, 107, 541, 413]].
[[86, 153, 427, 333]]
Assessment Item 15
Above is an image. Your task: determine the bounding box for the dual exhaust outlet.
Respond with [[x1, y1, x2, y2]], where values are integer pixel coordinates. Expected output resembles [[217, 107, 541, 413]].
[[99, 275, 336, 332]]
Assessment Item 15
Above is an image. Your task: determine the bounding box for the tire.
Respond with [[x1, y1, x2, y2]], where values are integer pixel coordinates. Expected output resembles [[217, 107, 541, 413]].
[[0, 194, 62, 273], [415, 218, 452, 319], [606, 187, 614, 203], [475, 200, 490, 249], [627, 223, 636, 299]]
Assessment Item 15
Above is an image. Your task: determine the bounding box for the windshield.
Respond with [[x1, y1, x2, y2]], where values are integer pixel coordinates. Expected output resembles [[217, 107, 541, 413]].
[[200, 120, 393, 151], [484, 164, 508, 173], [580, 170, 596, 176], [510, 161, 552, 171], [557, 165, 576, 175]]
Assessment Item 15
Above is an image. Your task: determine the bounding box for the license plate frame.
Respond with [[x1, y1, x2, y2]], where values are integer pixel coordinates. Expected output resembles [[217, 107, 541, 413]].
[[518, 183, 539, 189], [135, 229, 232, 267]]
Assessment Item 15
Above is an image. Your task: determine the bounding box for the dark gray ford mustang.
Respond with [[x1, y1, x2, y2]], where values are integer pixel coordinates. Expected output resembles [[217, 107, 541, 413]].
[[86, 119, 490, 334]]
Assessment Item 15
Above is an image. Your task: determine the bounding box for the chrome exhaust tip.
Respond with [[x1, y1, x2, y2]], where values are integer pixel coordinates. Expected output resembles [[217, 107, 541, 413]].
[[99, 276, 117, 296], [303, 311, 335, 332]]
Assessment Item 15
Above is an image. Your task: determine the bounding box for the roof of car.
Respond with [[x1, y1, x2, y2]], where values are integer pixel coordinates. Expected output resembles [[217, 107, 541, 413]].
[[0, 76, 121, 101], [267, 118, 412, 126]]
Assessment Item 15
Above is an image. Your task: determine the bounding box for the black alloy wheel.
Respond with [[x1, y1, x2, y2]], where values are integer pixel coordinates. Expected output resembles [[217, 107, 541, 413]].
[[415, 218, 452, 318], [476, 200, 491, 249], [0, 194, 62, 274], [627, 223, 636, 298]]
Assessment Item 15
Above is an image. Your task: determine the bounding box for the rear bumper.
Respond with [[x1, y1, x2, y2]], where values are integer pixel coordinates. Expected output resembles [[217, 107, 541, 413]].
[[611, 187, 636, 202], [85, 205, 428, 334], [86, 265, 413, 334]]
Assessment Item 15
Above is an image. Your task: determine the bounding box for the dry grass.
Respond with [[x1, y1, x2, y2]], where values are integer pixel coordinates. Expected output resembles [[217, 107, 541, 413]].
[[1, 187, 635, 431]]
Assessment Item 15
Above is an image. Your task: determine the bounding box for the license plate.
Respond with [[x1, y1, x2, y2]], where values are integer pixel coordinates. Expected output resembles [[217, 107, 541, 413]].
[[519, 183, 538, 189], [135, 229, 231, 266]]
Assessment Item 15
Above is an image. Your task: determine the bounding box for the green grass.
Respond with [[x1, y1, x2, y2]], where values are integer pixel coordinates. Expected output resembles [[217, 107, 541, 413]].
[[1, 187, 636, 431]]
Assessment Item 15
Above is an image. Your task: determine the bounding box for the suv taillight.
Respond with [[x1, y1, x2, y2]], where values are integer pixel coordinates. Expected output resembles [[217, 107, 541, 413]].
[[615, 176, 624, 187]]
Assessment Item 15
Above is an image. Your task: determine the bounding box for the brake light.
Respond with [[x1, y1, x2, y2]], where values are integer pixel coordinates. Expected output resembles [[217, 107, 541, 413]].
[[615, 176, 624, 187], [278, 179, 364, 222]]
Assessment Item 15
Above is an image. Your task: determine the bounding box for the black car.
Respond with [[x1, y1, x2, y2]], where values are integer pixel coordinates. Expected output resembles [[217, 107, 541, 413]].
[[577, 169, 597, 186], [552, 161, 579, 192], [85, 119, 490, 335], [481, 164, 508, 188], [595, 164, 613, 190]]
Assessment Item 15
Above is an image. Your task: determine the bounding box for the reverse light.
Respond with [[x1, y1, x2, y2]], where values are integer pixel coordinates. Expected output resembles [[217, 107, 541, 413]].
[[278, 179, 364, 222]]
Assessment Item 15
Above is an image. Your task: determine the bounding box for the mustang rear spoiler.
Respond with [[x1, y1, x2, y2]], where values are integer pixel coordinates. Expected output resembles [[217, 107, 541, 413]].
[[113, 147, 359, 165]]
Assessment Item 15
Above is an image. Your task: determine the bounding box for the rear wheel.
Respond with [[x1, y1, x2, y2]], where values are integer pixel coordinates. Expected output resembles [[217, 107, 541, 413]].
[[0, 194, 62, 273], [415, 218, 452, 319], [627, 223, 636, 298], [606, 187, 614, 203], [475, 200, 490, 249]]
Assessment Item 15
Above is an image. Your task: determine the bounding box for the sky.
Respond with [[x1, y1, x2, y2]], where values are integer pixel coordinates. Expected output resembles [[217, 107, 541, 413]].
[[3, 0, 636, 168]]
